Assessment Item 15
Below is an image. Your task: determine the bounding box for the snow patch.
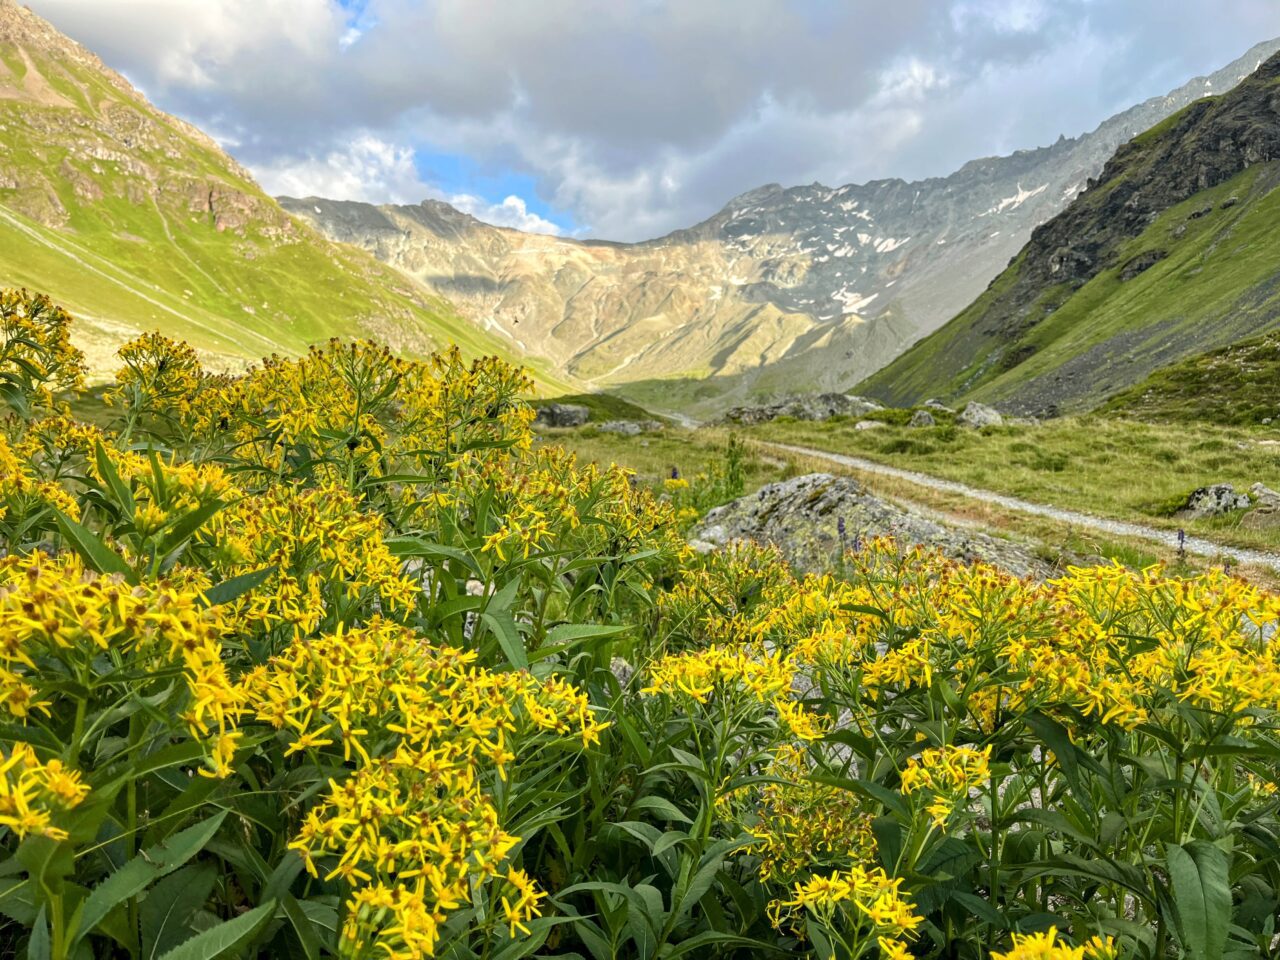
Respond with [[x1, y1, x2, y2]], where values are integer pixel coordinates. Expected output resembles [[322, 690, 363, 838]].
[[986, 182, 1048, 216]]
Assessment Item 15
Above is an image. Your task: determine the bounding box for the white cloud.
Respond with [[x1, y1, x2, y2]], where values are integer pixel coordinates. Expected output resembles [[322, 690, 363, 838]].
[[254, 135, 561, 234], [254, 135, 429, 203], [26, 0, 1280, 241], [448, 194, 562, 234]]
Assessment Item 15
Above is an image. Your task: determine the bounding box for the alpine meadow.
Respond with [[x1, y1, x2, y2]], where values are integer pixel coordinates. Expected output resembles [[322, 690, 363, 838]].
[[4, 3, 1280, 960]]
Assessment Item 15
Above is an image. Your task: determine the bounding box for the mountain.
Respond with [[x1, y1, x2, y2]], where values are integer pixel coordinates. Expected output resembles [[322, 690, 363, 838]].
[[860, 47, 1280, 417], [0, 0, 559, 384], [283, 39, 1280, 414]]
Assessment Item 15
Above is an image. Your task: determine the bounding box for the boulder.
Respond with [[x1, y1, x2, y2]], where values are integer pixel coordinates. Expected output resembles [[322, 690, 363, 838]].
[[1178, 484, 1251, 519], [908, 409, 936, 428], [957, 402, 1004, 429], [923, 398, 955, 413], [596, 420, 642, 436], [534, 403, 590, 428], [854, 420, 886, 431], [693, 473, 1053, 579]]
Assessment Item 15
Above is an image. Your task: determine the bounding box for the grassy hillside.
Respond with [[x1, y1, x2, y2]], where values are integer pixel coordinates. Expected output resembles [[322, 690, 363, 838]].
[[0, 0, 569, 387], [860, 52, 1280, 415], [743, 414, 1280, 553], [1103, 330, 1280, 424]]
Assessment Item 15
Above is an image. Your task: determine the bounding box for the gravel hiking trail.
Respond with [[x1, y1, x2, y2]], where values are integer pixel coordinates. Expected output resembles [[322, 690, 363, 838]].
[[766, 441, 1280, 571]]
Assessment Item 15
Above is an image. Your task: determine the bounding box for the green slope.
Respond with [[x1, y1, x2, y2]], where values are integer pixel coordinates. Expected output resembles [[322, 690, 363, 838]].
[[1102, 330, 1280, 425], [0, 0, 569, 388], [859, 51, 1280, 416]]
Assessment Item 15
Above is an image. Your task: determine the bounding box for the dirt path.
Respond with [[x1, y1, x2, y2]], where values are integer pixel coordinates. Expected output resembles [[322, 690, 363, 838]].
[[766, 442, 1280, 571]]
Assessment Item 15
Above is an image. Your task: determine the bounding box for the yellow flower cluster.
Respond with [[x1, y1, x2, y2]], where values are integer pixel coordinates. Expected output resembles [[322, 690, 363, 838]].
[[107, 331, 205, 421], [202, 481, 415, 635], [0, 431, 80, 524], [728, 744, 876, 883], [900, 745, 992, 827], [197, 340, 535, 483], [0, 741, 89, 840], [0, 288, 86, 405], [992, 928, 1121, 960], [244, 618, 604, 957], [768, 863, 922, 958], [0, 552, 241, 756]]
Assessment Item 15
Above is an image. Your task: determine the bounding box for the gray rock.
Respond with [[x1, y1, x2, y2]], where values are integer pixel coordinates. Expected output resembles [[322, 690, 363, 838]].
[[693, 473, 1053, 579], [908, 409, 936, 428], [1251, 482, 1280, 509], [923, 398, 955, 413], [534, 403, 590, 428], [596, 419, 664, 436], [1244, 482, 1280, 530], [854, 419, 886, 431], [721, 392, 883, 426], [957, 401, 1004, 428], [596, 420, 642, 436], [1178, 484, 1251, 519]]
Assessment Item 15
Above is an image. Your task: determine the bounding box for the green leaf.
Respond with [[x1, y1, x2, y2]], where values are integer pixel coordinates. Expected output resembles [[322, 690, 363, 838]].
[[544, 623, 630, 646], [73, 812, 227, 946], [94, 442, 135, 519], [200, 566, 276, 608], [141, 863, 218, 960], [155, 900, 276, 960], [630, 796, 692, 824], [1167, 840, 1231, 960], [27, 904, 50, 960], [52, 509, 133, 581], [157, 500, 226, 555], [479, 610, 528, 670], [279, 894, 323, 960]]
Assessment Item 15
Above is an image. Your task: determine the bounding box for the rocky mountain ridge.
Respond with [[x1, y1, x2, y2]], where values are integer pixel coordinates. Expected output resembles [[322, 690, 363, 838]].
[[283, 38, 1280, 413], [861, 45, 1280, 417]]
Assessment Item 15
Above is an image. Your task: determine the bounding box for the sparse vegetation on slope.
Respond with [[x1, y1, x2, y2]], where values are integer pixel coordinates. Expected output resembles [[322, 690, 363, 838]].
[[1103, 330, 1280, 425]]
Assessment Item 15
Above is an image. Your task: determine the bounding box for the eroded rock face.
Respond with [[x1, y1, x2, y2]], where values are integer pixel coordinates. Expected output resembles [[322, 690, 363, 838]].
[[694, 473, 1053, 579], [533, 403, 590, 428], [596, 419, 664, 436], [721, 393, 883, 425]]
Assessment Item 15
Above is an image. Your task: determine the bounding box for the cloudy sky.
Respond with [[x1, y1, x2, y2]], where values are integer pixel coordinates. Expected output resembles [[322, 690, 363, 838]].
[[26, 0, 1280, 240]]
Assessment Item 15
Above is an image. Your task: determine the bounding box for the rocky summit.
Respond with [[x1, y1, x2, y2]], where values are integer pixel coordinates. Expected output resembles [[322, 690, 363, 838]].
[[279, 39, 1279, 415]]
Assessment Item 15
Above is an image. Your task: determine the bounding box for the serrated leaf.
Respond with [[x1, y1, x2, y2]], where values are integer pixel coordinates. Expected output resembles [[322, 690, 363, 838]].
[[155, 899, 275, 960], [141, 863, 218, 960], [73, 812, 227, 946]]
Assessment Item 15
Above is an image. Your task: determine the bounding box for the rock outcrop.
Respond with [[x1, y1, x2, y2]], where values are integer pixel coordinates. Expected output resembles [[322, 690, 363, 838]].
[[720, 393, 884, 425], [533, 403, 590, 428], [957, 402, 1005, 429], [693, 473, 1053, 579]]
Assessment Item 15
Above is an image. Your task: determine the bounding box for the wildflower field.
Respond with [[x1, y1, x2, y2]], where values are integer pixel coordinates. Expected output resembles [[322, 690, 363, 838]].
[[2, 287, 1280, 959]]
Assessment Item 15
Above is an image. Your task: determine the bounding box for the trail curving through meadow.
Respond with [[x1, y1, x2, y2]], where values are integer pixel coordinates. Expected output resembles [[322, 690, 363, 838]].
[[764, 441, 1280, 571]]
